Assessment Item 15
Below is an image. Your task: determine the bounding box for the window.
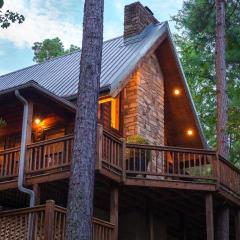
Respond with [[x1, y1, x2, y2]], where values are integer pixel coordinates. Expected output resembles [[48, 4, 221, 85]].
[[98, 95, 120, 131]]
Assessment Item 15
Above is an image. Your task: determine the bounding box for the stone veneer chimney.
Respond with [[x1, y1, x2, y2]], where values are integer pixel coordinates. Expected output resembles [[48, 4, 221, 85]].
[[124, 2, 159, 38]]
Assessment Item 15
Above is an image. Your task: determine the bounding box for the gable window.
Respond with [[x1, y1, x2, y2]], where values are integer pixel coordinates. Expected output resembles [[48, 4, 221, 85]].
[[98, 95, 120, 131]]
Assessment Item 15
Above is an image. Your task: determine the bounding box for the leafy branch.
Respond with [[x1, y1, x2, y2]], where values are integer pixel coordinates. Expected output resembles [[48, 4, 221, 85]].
[[0, 0, 25, 29]]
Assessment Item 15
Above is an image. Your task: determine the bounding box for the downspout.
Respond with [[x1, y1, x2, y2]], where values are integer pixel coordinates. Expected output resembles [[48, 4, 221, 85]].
[[15, 90, 35, 207]]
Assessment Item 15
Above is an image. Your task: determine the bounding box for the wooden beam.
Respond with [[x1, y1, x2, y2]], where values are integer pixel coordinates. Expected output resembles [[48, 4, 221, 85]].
[[205, 193, 214, 240], [235, 209, 240, 240], [44, 200, 55, 240], [110, 187, 118, 240], [26, 101, 33, 144], [216, 205, 229, 240], [33, 183, 40, 205], [96, 124, 103, 170], [148, 208, 154, 240]]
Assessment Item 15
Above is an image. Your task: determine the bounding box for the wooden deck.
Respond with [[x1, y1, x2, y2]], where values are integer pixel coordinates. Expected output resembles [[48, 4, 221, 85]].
[[0, 127, 239, 204], [0, 200, 114, 240]]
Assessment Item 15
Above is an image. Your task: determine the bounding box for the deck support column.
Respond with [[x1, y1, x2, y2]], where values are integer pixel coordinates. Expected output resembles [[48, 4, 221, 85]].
[[44, 200, 55, 240], [216, 205, 230, 240], [33, 184, 40, 205], [96, 124, 103, 170], [110, 187, 119, 240], [26, 101, 33, 144], [205, 193, 214, 240], [235, 209, 240, 240], [148, 209, 154, 240]]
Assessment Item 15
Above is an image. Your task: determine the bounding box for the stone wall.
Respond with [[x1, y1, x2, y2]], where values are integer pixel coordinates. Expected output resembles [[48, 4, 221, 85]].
[[123, 53, 164, 146]]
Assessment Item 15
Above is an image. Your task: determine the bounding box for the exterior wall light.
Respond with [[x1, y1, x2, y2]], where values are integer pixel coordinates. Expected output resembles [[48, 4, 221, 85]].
[[34, 118, 41, 125], [187, 129, 193, 136], [173, 89, 181, 96]]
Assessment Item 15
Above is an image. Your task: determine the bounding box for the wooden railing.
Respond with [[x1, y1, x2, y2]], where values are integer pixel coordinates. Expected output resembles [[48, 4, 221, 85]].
[[26, 135, 73, 174], [0, 126, 239, 198], [0, 200, 114, 240], [218, 155, 240, 195], [125, 144, 218, 181], [0, 147, 20, 179], [98, 128, 124, 176]]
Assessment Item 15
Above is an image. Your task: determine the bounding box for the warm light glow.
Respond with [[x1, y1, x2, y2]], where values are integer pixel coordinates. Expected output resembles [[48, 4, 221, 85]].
[[174, 89, 181, 95], [34, 118, 41, 125], [187, 129, 194, 136]]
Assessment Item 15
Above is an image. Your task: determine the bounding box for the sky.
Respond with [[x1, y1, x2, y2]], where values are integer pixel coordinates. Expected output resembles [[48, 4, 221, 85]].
[[0, 0, 184, 76]]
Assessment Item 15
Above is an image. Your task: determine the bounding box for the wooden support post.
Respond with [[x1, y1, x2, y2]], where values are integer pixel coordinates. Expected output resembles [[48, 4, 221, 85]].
[[216, 205, 229, 240], [121, 138, 126, 182], [26, 101, 33, 144], [149, 209, 154, 240], [44, 200, 55, 240], [110, 188, 119, 240], [235, 209, 240, 240], [205, 193, 214, 240], [33, 184, 40, 205], [25, 101, 33, 173], [96, 124, 103, 170], [179, 214, 187, 240]]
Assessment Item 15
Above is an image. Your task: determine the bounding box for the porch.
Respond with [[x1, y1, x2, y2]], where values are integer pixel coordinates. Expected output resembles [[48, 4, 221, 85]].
[[0, 200, 114, 240], [0, 126, 239, 204]]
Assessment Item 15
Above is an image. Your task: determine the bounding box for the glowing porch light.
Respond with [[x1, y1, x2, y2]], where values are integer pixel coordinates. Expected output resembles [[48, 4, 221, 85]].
[[187, 129, 194, 136], [173, 89, 181, 96], [34, 118, 41, 125]]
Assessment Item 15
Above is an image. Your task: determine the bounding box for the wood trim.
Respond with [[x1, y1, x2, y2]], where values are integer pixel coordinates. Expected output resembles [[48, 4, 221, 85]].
[[110, 188, 119, 240], [235, 209, 240, 240], [205, 193, 214, 240], [44, 200, 55, 240], [124, 178, 217, 191]]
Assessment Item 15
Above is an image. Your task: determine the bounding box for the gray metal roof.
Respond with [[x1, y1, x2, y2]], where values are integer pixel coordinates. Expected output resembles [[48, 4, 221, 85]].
[[0, 22, 166, 98]]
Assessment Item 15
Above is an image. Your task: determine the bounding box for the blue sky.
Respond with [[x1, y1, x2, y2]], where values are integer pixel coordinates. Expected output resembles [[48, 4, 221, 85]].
[[0, 0, 184, 75]]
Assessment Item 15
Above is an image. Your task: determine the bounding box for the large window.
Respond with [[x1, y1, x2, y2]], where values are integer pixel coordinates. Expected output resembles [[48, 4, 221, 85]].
[[98, 95, 120, 131]]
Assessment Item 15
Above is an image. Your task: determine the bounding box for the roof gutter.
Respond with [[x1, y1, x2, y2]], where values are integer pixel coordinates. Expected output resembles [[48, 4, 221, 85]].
[[15, 90, 35, 207]]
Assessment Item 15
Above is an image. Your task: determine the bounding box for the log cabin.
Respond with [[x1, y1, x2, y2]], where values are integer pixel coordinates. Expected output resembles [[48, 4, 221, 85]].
[[0, 2, 239, 239]]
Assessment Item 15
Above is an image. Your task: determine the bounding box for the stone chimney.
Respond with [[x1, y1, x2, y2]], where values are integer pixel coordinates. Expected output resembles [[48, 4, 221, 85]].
[[124, 2, 159, 38]]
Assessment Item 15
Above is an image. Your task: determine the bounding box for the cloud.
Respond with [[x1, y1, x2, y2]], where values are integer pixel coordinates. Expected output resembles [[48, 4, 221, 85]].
[[1, 0, 83, 48], [0, 68, 9, 75]]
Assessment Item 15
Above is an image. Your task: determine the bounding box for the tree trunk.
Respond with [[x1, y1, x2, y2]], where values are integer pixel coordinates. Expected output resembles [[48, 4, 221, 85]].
[[215, 0, 229, 159], [65, 0, 104, 239]]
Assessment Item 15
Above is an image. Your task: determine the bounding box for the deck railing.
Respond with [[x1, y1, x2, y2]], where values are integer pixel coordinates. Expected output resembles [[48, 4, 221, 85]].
[[0, 126, 239, 197], [218, 155, 240, 194], [99, 129, 124, 176], [0, 147, 20, 179], [0, 200, 114, 240], [26, 135, 73, 174], [125, 144, 218, 181]]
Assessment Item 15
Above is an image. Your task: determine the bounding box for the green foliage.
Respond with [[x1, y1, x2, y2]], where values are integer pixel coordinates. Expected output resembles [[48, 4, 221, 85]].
[[172, 0, 240, 166], [0, 0, 25, 28], [0, 118, 7, 128], [0, 0, 3, 9], [127, 135, 149, 144], [32, 38, 80, 63]]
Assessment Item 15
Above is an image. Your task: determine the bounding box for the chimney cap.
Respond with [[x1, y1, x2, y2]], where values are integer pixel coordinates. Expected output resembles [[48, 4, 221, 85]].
[[144, 6, 154, 16]]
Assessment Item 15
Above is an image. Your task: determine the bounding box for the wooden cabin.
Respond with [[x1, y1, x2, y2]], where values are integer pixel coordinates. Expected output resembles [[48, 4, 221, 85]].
[[0, 2, 239, 240]]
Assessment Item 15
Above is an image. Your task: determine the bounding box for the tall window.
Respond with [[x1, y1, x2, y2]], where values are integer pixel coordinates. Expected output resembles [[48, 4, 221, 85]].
[[98, 95, 120, 131]]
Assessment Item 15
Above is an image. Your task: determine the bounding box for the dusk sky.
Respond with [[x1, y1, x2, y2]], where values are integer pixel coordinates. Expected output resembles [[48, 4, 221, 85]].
[[0, 0, 184, 76]]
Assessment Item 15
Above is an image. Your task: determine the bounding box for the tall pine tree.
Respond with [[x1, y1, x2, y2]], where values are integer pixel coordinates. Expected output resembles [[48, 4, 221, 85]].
[[65, 0, 104, 239], [215, 0, 229, 159]]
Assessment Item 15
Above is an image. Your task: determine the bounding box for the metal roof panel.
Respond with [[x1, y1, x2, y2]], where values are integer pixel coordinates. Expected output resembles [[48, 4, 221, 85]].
[[0, 23, 166, 97]]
